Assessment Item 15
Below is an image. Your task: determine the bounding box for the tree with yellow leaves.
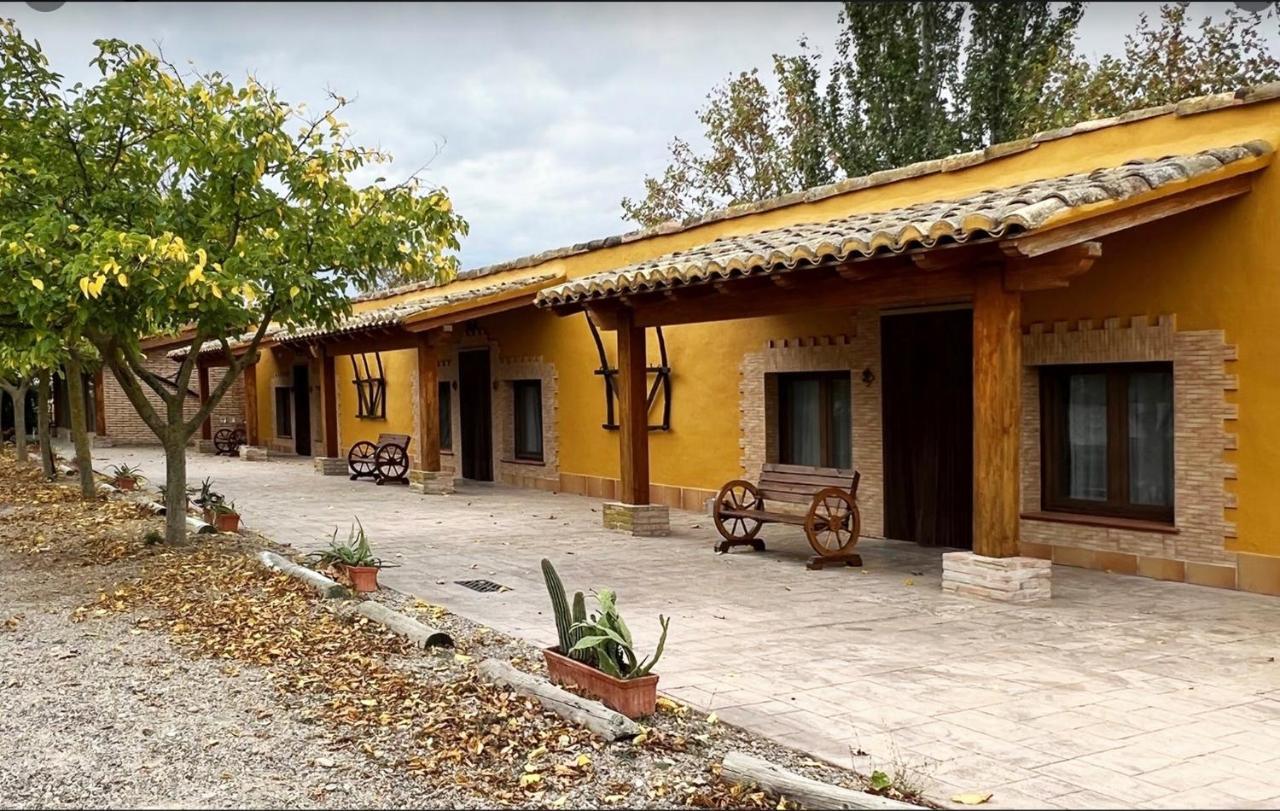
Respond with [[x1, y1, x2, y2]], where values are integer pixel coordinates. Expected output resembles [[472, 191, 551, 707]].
[[0, 20, 467, 542]]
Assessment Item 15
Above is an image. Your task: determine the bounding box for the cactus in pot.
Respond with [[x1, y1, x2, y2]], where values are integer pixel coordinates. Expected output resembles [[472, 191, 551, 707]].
[[541, 558, 590, 662]]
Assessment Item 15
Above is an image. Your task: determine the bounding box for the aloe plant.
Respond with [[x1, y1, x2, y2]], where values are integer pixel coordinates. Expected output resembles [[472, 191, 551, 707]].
[[569, 588, 669, 680]]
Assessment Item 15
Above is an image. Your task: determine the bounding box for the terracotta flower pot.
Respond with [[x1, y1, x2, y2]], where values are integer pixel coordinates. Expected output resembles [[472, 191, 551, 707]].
[[202, 508, 214, 524], [543, 646, 659, 719], [214, 512, 240, 533], [114, 477, 136, 491], [343, 564, 380, 593]]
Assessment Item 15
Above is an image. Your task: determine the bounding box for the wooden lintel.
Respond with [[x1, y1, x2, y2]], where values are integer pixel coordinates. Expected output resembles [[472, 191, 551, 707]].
[[1000, 172, 1254, 259], [284, 331, 420, 357], [908, 242, 999, 272], [1003, 241, 1102, 292], [403, 294, 538, 333]]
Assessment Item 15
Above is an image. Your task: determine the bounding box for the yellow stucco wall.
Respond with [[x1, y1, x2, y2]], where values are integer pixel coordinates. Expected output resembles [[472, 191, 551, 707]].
[[336, 349, 417, 451], [256, 98, 1280, 565]]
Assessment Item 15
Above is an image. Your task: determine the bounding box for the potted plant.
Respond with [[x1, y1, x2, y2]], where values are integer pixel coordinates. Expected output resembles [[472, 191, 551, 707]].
[[195, 478, 224, 522], [307, 518, 394, 593], [540, 559, 669, 719], [210, 499, 241, 533], [108, 463, 145, 491]]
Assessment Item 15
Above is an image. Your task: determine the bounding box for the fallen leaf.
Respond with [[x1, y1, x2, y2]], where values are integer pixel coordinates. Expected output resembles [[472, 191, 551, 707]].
[[952, 792, 993, 805]]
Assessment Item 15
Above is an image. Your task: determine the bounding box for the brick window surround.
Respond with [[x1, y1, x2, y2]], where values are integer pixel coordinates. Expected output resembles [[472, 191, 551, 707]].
[[1020, 314, 1239, 582], [738, 311, 884, 538]]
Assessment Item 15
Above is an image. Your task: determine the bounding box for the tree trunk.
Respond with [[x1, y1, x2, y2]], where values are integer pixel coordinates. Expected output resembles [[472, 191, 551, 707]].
[[65, 358, 96, 500], [163, 431, 190, 544], [36, 374, 54, 479], [12, 383, 29, 465]]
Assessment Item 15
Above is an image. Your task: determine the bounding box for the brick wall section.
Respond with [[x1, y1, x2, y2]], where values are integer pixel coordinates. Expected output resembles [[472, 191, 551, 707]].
[[102, 349, 244, 445], [1020, 314, 1238, 575], [494, 356, 560, 490], [737, 311, 884, 537]]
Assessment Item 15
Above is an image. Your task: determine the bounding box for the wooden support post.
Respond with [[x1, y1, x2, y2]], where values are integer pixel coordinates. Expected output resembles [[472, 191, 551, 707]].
[[972, 270, 1022, 558], [616, 308, 649, 506], [243, 362, 260, 447], [321, 351, 339, 458], [416, 336, 440, 473], [198, 364, 212, 441], [92, 368, 107, 436]]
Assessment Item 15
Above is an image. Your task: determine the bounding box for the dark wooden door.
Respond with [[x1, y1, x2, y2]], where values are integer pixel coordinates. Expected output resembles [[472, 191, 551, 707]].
[[292, 364, 312, 457], [458, 349, 493, 481], [881, 309, 973, 548]]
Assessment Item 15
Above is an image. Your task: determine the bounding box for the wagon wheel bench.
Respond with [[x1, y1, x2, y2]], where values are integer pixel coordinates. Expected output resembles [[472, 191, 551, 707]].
[[347, 432, 412, 486], [212, 424, 247, 456], [713, 463, 862, 570]]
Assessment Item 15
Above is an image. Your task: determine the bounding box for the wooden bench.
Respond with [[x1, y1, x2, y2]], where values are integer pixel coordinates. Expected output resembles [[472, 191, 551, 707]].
[[212, 424, 246, 456], [348, 432, 411, 485], [713, 463, 862, 570]]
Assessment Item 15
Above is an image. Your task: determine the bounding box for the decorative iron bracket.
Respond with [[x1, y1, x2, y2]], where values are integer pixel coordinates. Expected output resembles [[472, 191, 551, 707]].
[[351, 352, 387, 420], [587, 319, 672, 431]]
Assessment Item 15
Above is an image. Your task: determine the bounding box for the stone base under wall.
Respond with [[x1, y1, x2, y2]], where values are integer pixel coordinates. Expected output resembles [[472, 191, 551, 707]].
[[239, 445, 269, 462], [942, 551, 1052, 603], [603, 502, 670, 537], [409, 469, 456, 495], [314, 456, 348, 476], [196, 439, 216, 454]]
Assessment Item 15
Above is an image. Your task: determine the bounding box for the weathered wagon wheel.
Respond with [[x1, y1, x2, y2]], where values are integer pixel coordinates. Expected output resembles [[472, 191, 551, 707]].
[[713, 479, 764, 542], [804, 487, 861, 557], [374, 444, 409, 484], [347, 441, 378, 480], [213, 427, 241, 456]]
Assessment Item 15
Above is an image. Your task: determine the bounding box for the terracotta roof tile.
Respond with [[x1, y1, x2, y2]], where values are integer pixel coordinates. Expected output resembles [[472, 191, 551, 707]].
[[535, 141, 1272, 308]]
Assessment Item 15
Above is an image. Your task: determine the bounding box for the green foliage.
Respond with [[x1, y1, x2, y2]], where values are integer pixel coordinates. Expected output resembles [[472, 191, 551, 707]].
[[568, 588, 670, 681], [622, 2, 1279, 226], [541, 558, 591, 663], [143, 528, 164, 545], [309, 517, 394, 569], [193, 477, 223, 509], [869, 770, 892, 792], [107, 463, 143, 482], [0, 18, 468, 541], [211, 499, 239, 518]]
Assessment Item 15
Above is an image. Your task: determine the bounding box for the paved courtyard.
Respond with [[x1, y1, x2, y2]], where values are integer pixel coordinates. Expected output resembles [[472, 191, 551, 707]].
[[89, 446, 1280, 809]]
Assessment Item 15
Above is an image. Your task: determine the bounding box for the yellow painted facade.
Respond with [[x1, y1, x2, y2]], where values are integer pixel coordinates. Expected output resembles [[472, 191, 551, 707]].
[[246, 94, 1280, 594]]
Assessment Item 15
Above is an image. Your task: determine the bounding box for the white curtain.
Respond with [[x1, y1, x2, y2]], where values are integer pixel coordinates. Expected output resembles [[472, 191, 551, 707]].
[[1128, 371, 1173, 506], [785, 378, 822, 466], [1067, 373, 1108, 501]]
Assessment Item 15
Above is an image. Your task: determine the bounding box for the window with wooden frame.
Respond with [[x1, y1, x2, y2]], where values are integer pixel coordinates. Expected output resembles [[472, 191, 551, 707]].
[[775, 371, 852, 469], [1040, 362, 1174, 524], [439, 381, 452, 451], [513, 380, 544, 462], [274, 388, 293, 438], [351, 353, 387, 420]]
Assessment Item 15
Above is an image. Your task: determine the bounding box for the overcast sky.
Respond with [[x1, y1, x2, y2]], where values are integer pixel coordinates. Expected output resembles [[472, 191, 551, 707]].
[[7, 2, 1275, 269]]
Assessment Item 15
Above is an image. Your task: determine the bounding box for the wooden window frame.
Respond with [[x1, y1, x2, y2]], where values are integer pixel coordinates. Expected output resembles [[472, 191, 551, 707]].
[[513, 380, 544, 462], [274, 387, 293, 439], [776, 371, 851, 469], [1039, 362, 1174, 524], [438, 380, 452, 451]]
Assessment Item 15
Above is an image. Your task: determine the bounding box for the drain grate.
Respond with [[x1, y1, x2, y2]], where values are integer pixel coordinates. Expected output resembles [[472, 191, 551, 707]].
[[455, 578, 507, 593]]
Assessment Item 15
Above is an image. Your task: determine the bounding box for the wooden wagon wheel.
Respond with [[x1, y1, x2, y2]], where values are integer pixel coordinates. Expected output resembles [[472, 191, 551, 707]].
[[803, 487, 861, 557], [347, 441, 378, 479], [213, 428, 239, 456], [713, 480, 764, 542], [374, 444, 409, 484]]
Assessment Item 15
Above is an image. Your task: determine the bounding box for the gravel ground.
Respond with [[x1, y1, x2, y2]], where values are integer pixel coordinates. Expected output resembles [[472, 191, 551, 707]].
[[0, 548, 450, 809], [0, 464, 915, 809]]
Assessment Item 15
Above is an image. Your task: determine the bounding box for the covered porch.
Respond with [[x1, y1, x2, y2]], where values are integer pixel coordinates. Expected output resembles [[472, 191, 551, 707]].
[[534, 141, 1271, 601]]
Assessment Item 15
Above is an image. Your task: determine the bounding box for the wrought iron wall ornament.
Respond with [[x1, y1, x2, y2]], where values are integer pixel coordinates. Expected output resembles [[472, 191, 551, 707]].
[[352, 352, 387, 420], [587, 319, 672, 431]]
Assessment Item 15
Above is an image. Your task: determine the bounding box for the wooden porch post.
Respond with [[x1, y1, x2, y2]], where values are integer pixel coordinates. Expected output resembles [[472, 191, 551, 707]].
[[616, 308, 649, 506], [972, 270, 1021, 558], [321, 350, 339, 458], [197, 364, 212, 441], [416, 335, 440, 473], [243, 361, 260, 447]]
